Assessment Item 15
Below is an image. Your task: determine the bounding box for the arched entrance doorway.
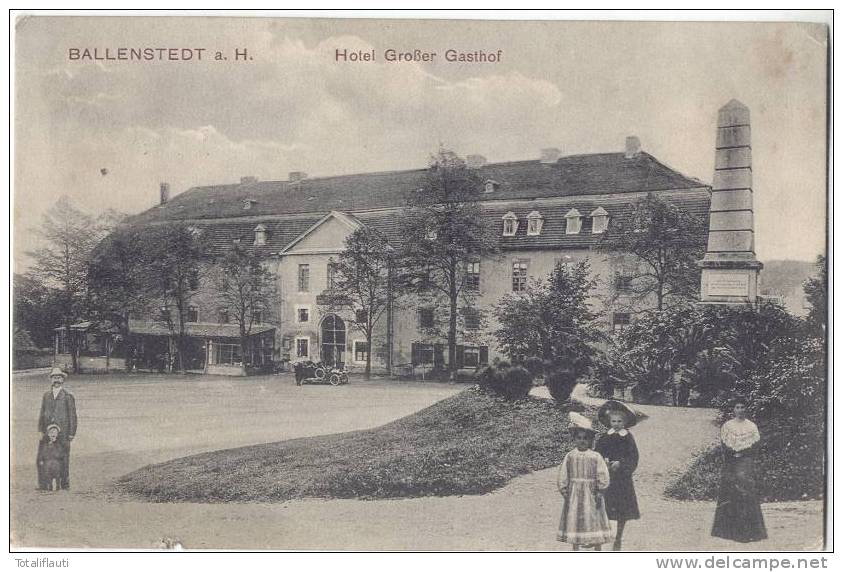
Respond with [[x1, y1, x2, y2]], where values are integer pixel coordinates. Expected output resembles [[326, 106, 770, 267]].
[[320, 314, 346, 367]]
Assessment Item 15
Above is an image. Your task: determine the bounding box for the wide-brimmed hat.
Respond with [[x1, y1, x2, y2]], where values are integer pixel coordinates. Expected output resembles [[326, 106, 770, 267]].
[[597, 400, 638, 429], [45, 423, 61, 433], [48, 367, 67, 380], [568, 412, 598, 436]]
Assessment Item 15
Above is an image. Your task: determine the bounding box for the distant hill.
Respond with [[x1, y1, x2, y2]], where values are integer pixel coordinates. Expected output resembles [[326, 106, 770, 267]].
[[761, 259, 821, 293], [759, 259, 823, 316]]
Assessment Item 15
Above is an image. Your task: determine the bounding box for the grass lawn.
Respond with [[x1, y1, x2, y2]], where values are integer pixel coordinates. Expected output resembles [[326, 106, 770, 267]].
[[116, 387, 588, 502]]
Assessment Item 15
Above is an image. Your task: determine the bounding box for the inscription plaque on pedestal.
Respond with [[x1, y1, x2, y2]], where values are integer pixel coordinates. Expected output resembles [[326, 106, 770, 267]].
[[707, 272, 749, 297]]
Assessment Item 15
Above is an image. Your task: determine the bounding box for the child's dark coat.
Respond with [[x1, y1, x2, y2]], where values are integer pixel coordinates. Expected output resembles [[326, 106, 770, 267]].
[[37, 439, 67, 490], [595, 431, 640, 520]]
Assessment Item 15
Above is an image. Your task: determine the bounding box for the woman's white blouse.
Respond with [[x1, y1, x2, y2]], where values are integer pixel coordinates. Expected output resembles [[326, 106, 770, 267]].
[[720, 418, 761, 452]]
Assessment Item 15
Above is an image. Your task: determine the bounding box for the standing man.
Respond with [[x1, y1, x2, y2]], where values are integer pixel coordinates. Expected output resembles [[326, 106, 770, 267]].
[[37, 367, 77, 490]]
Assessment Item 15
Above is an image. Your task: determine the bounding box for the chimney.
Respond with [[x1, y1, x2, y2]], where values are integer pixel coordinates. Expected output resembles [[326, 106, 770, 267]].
[[466, 154, 487, 169], [240, 176, 258, 185], [624, 136, 641, 158], [159, 182, 170, 205], [540, 148, 561, 164], [289, 171, 307, 183]]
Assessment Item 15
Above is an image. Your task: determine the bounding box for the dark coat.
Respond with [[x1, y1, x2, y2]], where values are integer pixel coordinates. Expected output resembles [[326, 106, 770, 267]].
[[595, 431, 640, 520], [38, 440, 67, 477], [38, 388, 77, 437]]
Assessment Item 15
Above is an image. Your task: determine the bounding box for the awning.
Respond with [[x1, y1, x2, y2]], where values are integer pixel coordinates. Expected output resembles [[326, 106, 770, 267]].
[[54, 321, 120, 333], [128, 320, 275, 340]]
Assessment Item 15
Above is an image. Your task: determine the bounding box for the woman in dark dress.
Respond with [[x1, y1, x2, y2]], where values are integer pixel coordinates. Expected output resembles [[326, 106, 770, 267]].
[[711, 399, 768, 543], [595, 400, 640, 551]]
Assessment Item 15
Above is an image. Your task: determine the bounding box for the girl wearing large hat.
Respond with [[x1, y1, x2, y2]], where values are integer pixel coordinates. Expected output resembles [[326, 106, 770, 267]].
[[556, 412, 614, 550], [595, 400, 641, 551]]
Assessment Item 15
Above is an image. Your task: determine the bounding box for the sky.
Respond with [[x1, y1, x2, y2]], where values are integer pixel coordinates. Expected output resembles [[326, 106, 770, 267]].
[[13, 16, 828, 269]]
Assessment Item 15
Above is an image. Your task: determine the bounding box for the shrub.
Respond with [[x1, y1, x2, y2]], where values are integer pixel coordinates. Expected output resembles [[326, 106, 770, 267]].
[[478, 365, 534, 401], [593, 300, 802, 406], [523, 356, 545, 378], [546, 370, 578, 402], [477, 365, 501, 392], [666, 334, 826, 502], [500, 366, 533, 400]]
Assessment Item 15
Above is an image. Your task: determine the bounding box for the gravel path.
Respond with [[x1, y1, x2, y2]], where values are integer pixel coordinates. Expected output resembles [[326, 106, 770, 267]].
[[11, 377, 823, 550]]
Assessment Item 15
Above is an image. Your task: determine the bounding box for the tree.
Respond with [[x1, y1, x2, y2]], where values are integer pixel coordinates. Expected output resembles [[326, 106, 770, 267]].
[[139, 222, 208, 372], [493, 260, 604, 400], [400, 149, 499, 378], [598, 193, 707, 311], [317, 227, 398, 378], [803, 254, 827, 336], [212, 243, 278, 368], [87, 225, 152, 368], [13, 273, 66, 349], [27, 196, 106, 372]]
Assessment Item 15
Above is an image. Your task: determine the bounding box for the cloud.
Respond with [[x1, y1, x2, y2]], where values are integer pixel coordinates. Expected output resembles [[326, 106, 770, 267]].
[[14, 18, 828, 266]]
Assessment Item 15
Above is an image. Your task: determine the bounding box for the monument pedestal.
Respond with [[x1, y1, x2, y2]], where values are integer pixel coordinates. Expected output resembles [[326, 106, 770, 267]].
[[699, 258, 763, 305], [698, 99, 763, 305]]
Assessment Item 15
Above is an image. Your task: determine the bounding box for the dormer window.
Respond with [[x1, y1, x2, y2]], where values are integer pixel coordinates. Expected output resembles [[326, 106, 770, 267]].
[[254, 224, 267, 246], [565, 208, 582, 234], [425, 228, 438, 241], [243, 199, 256, 211], [502, 212, 518, 237], [484, 180, 499, 194], [526, 211, 544, 236], [590, 207, 609, 234]]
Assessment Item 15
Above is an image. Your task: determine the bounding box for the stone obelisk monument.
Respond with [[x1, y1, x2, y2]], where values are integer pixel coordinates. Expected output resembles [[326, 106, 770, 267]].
[[699, 99, 763, 304]]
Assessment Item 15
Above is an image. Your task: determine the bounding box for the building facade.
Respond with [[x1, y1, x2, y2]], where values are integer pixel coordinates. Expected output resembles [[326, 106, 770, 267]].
[[126, 139, 711, 375]]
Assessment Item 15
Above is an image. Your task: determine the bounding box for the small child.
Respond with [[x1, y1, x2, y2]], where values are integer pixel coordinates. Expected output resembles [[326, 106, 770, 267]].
[[595, 400, 641, 551], [557, 412, 614, 551], [37, 424, 67, 491]]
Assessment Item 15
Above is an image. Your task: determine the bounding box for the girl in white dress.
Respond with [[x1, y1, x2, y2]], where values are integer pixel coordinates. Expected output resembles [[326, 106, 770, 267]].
[[557, 412, 614, 550]]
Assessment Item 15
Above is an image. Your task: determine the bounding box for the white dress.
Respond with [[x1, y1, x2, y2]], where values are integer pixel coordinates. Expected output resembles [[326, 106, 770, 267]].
[[557, 448, 614, 545]]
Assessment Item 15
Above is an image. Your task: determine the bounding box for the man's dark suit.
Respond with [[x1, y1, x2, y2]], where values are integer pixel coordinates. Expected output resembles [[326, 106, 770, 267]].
[[37, 388, 77, 489]]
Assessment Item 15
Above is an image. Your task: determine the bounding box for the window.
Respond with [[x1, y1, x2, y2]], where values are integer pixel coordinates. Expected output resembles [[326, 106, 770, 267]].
[[355, 309, 368, 324], [214, 343, 242, 365], [296, 306, 310, 323], [418, 307, 435, 329], [465, 261, 480, 292], [186, 306, 199, 323], [298, 264, 310, 292], [254, 224, 267, 246], [252, 310, 263, 325], [502, 212, 518, 237], [484, 180, 498, 194], [512, 260, 529, 292], [413, 343, 435, 365], [188, 270, 200, 291], [460, 345, 488, 369], [612, 312, 631, 333], [591, 207, 609, 234], [463, 308, 481, 330], [243, 199, 255, 211], [296, 338, 309, 358], [218, 308, 230, 324], [527, 211, 544, 236], [615, 275, 633, 294], [565, 208, 582, 234], [354, 341, 370, 363], [463, 348, 481, 368]]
